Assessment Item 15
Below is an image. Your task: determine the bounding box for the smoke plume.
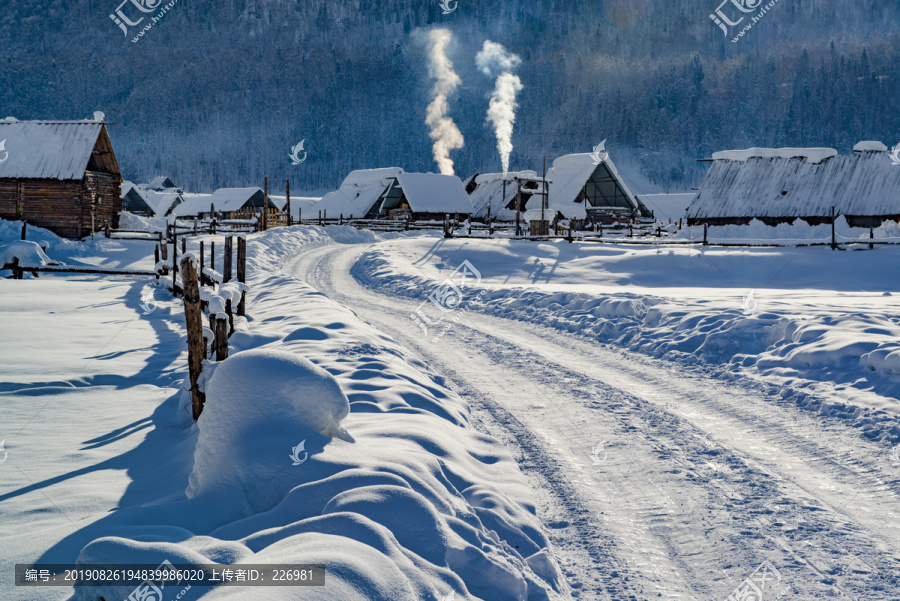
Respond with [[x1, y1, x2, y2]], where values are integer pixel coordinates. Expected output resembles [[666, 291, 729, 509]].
[[476, 40, 523, 175], [425, 29, 465, 176]]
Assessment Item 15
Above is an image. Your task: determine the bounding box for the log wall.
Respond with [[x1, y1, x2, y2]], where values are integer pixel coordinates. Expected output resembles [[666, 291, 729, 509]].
[[0, 172, 122, 238]]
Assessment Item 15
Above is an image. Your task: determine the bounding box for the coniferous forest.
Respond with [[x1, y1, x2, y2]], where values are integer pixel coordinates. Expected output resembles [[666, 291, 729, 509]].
[[2, 0, 898, 193]]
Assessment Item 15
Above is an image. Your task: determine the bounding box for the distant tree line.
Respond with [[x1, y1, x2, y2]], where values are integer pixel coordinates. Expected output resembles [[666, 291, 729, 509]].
[[1, 0, 898, 193]]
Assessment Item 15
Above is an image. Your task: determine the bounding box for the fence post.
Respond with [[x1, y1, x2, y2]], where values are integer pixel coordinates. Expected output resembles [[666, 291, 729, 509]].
[[224, 236, 233, 283], [831, 206, 836, 251], [21, 220, 26, 240], [226, 298, 235, 335], [214, 315, 229, 361], [870, 227, 874, 250], [263, 176, 269, 232], [172, 225, 179, 292], [199, 242, 206, 286], [159, 232, 167, 260], [286, 178, 291, 226], [237, 236, 247, 316], [180, 255, 207, 420], [181, 237, 186, 255], [703, 223, 708, 247]]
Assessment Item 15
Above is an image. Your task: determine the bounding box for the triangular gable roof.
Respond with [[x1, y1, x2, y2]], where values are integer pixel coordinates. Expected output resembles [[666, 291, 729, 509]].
[[395, 173, 472, 214], [120, 182, 153, 213], [0, 120, 120, 180]]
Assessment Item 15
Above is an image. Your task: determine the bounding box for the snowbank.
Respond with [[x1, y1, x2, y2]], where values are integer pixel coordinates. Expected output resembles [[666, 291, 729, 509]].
[[118, 210, 167, 232], [71, 226, 564, 601]]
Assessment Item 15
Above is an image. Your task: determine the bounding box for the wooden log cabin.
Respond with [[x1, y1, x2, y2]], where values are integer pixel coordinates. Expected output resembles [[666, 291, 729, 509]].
[[0, 115, 123, 238]]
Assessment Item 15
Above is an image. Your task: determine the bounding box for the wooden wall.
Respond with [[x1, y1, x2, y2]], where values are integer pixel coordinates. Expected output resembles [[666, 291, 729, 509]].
[[0, 172, 122, 238]]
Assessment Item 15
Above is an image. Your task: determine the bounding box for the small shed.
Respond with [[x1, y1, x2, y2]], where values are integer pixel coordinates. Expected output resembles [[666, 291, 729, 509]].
[[369, 173, 473, 220], [315, 167, 404, 219], [542, 153, 647, 222], [466, 171, 544, 221], [687, 144, 900, 227], [0, 116, 123, 238]]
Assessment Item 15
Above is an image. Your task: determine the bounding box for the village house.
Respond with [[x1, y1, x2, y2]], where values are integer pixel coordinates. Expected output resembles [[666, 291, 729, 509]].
[[465, 171, 544, 221], [539, 153, 651, 223], [315, 168, 405, 219], [173, 187, 273, 219], [367, 173, 473, 221], [687, 143, 900, 227], [0, 114, 123, 238]]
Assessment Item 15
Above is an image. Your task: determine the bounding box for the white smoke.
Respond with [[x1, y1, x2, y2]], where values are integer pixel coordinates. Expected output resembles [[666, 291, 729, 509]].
[[475, 40, 523, 175], [425, 29, 465, 176]]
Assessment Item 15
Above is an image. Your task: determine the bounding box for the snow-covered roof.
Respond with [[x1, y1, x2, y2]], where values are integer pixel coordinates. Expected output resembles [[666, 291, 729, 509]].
[[173, 193, 214, 217], [688, 150, 900, 220], [144, 190, 184, 216], [315, 167, 403, 218], [853, 141, 888, 153], [341, 167, 404, 188], [395, 173, 473, 214], [146, 175, 178, 190], [0, 120, 107, 180], [711, 148, 837, 164], [210, 187, 267, 211], [468, 171, 541, 219], [637, 193, 695, 220], [545, 153, 639, 219]]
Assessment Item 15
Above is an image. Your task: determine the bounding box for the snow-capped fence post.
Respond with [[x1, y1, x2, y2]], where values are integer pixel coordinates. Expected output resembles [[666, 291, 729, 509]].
[[831, 206, 836, 250], [444, 214, 450, 238], [180, 255, 207, 419], [105, 221, 111, 238], [226, 298, 235, 335], [159, 232, 167, 261], [223, 236, 233, 283]]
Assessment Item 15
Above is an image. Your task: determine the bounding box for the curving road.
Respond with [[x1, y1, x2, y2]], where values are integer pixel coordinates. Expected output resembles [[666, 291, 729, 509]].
[[285, 241, 900, 601]]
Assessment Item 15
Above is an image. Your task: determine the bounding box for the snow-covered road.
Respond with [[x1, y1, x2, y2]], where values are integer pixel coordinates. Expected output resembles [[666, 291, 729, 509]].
[[286, 241, 900, 601]]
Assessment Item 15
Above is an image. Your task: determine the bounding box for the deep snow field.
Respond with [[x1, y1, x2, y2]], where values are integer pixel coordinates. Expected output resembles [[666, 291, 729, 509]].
[[3, 219, 900, 600]]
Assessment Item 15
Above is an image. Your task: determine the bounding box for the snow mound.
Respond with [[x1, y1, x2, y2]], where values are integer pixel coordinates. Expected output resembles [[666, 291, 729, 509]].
[[0, 240, 57, 268], [188, 349, 353, 501], [712, 147, 837, 164]]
